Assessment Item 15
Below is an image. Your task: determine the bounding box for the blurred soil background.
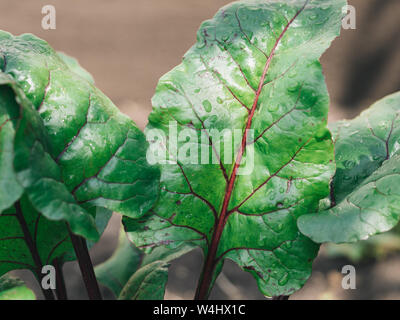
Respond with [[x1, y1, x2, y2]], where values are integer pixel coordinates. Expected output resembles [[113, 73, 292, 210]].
[[1, 0, 400, 299]]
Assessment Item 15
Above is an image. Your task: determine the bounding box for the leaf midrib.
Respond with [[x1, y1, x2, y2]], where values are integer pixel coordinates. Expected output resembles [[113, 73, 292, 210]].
[[196, 1, 309, 299]]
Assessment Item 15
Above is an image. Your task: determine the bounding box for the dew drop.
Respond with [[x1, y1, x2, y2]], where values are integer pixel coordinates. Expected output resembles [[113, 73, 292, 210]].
[[315, 128, 330, 142], [268, 104, 279, 112], [344, 160, 356, 169], [196, 41, 206, 49], [308, 14, 318, 21], [278, 273, 289, 286], [221, 34, 230, 42], [283, 241, 293, 249], [295, 180, 304, 188], [321, 5, 331, 12], [287, 85, 299, 93], [202, 100, 212, 112]]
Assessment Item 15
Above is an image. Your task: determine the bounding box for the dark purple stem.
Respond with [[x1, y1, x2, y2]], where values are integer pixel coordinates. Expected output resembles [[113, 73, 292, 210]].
[[67, 226, 102, 300]]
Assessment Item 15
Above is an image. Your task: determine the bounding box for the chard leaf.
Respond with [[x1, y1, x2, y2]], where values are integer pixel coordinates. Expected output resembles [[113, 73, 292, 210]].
[[95, 229, 143, 297], [118, 244, 195, 300], [96, 228, 195, 299], [124, 0, 344, 298], [0, 73, 98, 240], [0, 31, 160, 219], [298, 92, 400, 243], [0, 189, 110, 283], [0, 82, 22, 212], [119, 261, 168, 300], [118, 245, 196, 300], [0, 199, 110, 284], [0, 196, 75, 281], [0, 275, 35, 300], [57, 52, 95, 84], [0, 51, 117, 280]]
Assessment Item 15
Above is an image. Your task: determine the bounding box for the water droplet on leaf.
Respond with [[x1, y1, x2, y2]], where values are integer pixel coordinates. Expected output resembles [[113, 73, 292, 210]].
[[278, 273, 289, 286], [268, 104, 279, 112], [344, 160, 356, 169], [202, 100, 212, 112]]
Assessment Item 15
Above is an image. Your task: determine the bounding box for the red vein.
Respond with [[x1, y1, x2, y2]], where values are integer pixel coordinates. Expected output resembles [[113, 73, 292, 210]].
[[0, 236, 24, 241], [159, 88, 229, 184], [176, 162, 218, 221], [37, 67, 51, 112], [234, 8, 268, 58], [1, 53, 7, 71], [200, 55, 250, 112], [215, 238, 294, 264], [201, 127, 229, 182], [14, 202, 43, 274], [162, 187, 218, 220], [46, 236, 69, 264], [156, 213, 210, 247], [0, 260, 34, 269], [262, 60, 298, 88], [215, 39, 257, 92], [367, 115, 397, 161], [385, 117, 397, 160], [13, 201, 55, 299], [71, 131, 130, 194], [0, 117, 18, 131], [176, 85, 229, 182], [161, 133, 219, 221], [252, 83, 304, 143], [235, 199, 301, 217], [234, 137, 311, 212], [56, 93, 91, 163], [0, 213, 16, 218]]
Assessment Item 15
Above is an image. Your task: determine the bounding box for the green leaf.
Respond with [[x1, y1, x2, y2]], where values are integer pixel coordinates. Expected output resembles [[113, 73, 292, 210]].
[[330, 91, 400, 204], [0, 70, 111, 280], [0, 275, 35, 300], [124, 0, 344, 298], [0, 31, 160, 219], [325, 227, 400, 263], [0, 196, 73, 279], [96, 228, 194, 299], [0, 73, 99, 240], [118, 244, 195, 300], [95, 229, 143, 297], [298, 91, 400, 243], [0, 192, 110, 281], [57, 52, 95, 84], [0, 81, 23, 212], [119, 261, 168, 300]]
